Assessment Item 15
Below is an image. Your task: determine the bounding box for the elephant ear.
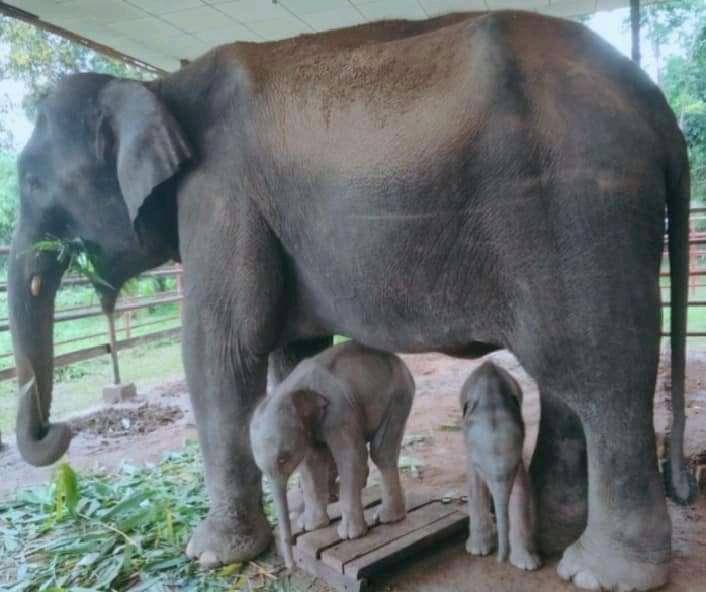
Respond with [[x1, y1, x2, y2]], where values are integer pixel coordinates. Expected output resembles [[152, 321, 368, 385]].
[[292, 389, 329, 427], [462, 397, 478, 424], [97, 79, 192, 226]]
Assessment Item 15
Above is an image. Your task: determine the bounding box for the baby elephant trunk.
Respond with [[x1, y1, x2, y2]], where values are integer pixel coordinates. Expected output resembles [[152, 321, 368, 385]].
[[272, 478, 294, 569]]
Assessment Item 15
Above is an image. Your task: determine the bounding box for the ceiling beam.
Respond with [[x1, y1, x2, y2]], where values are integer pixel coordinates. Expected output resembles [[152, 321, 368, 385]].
[[0, 1, 165, 76]]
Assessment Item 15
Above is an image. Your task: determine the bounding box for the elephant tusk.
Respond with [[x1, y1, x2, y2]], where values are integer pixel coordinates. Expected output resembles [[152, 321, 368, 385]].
[[30, 275, 41, 297]]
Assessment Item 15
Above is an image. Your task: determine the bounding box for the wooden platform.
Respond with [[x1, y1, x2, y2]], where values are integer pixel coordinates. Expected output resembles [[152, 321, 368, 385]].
[[285, 485, 468, 592]]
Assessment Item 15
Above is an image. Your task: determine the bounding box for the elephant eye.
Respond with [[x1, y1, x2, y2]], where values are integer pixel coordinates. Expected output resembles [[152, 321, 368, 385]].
[[277, 454, 289, 466]]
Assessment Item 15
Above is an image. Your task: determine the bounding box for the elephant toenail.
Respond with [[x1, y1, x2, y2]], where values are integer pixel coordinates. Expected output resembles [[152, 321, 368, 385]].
[[199, 550, 220, 568]]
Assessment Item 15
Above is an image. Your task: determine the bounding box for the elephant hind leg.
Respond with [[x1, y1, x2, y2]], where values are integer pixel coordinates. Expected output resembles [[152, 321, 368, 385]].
[[524, 339, 669, 591], [370, 385, 414, 524], [529, 392, 588, 557], [509, 462, 542, 571]]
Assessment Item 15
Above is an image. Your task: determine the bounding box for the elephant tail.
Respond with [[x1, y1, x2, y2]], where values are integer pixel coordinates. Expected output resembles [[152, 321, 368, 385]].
[[664, 138, 697, 505]]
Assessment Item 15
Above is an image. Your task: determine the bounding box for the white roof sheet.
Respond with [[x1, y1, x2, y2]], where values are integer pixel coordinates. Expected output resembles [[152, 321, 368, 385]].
[[3, 0, 639, 72]]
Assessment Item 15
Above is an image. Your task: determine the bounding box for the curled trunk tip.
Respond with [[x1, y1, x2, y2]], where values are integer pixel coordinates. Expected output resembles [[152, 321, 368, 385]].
[[15, 372, 72, 467]]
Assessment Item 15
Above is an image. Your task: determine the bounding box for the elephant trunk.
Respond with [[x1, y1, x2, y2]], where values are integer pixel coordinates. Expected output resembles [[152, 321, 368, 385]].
[[272, 477, 294, 569], [8, 231, 72, 466]]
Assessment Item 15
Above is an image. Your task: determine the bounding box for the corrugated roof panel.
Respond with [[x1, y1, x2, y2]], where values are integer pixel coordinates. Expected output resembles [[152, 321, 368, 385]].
[[2, 0, 643, 72]]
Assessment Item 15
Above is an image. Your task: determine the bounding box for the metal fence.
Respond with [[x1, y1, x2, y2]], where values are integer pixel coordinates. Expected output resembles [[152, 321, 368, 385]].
[[0, 207, 704, 381]]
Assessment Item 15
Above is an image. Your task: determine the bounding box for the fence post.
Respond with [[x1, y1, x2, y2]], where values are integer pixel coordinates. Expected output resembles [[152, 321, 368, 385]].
[[106, 312, 121, 385]]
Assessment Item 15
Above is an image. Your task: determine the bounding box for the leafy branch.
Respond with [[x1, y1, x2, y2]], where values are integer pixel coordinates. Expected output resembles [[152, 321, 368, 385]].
[[31, 236, 114, 291]]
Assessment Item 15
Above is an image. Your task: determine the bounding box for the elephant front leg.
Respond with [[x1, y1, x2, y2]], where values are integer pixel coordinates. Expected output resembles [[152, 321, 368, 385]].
[[329, 431, 369, 540], [268, 337, 333, 390], [297, 445, 333, 531], [182, 310, 273, 567], [529, 392, 588, 557]]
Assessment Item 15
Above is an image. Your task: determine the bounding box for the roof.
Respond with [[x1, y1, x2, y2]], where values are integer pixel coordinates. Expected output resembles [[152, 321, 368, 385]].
[[2, 0, 638, 73]]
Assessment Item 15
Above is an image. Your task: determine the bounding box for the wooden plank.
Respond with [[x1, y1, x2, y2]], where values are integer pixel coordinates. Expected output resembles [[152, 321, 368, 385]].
[[0, 327, 182, 382], [344, 510, 468, 579], [0, 267, 182, 293], [297, 502, 380, 558], [320, 500, 456, 573], [0, 293, 182, 332], [292, 485, 383, 539], [293, 547, 367, 592], [296, 489, 436, 559]]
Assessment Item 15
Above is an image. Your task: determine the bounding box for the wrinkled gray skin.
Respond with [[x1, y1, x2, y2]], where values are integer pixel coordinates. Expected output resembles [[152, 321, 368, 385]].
[[461, 362, 541, 571], [8, 11, 695, 590], [250, 341, 414, 568]]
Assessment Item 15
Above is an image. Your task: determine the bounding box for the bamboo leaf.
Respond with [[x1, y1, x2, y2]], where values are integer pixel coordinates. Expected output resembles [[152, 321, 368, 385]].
[[53, 463, 79, 519]]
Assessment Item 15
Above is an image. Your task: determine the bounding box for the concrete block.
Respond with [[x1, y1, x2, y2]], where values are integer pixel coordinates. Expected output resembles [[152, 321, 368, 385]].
[[102, 382, 137, 405]]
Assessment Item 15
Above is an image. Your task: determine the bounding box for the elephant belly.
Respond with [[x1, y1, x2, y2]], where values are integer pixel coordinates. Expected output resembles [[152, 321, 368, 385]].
[[283, 210, 510, 353]]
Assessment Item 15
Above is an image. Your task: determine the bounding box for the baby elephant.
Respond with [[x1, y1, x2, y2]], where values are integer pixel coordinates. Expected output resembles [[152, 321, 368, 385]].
[[460, 361, 541, 571], [250, 341, 415, 568]]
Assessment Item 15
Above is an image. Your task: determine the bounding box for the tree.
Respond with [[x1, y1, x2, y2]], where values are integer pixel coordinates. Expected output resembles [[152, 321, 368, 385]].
[[630, 0, 706, 204], [0, 152, 18, 244], [0, 15, 153, 248], [0, 15, 152, 140]]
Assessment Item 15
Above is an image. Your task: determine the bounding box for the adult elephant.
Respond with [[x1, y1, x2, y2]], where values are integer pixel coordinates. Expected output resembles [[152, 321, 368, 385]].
[[8, 10, 695, 591]]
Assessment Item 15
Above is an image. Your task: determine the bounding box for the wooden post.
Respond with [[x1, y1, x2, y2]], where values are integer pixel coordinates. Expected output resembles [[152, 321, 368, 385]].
[[630, 0, 641, 66], [107, 312, 121, 385]]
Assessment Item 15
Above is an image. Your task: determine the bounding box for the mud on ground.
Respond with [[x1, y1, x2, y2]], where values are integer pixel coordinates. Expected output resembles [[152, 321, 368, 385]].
[[0, 351, 704, 591]]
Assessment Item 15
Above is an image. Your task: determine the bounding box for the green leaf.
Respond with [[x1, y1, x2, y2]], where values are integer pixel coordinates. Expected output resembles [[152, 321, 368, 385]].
[[100, 491, 151, 521], [53, 463, 79, 519]]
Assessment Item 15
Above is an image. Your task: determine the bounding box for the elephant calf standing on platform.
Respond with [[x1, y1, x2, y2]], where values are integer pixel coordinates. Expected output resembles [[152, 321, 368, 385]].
[[250, 341, 414, 568], [461, 361, 541, 572]]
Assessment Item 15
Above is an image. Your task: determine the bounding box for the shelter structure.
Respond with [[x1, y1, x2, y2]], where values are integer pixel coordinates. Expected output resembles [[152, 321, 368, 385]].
[[0, 0, 646, 74]]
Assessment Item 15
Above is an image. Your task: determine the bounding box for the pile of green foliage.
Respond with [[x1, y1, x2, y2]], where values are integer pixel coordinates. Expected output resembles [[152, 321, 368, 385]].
[[0, 442, 287, 592]]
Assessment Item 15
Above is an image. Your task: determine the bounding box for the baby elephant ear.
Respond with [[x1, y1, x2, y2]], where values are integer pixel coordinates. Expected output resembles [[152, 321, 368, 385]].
[[292, 389, 329, 425], [97, 79, 193, 227]]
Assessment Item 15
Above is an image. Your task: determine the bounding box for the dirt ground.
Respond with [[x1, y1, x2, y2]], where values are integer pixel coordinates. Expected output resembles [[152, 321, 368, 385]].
[[0, 351, 705, 592]]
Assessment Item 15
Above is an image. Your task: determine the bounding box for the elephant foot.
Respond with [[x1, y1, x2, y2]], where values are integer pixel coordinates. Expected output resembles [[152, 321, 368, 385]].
[[375, 500, 406, 525], [510, 546, 542, 571], [297, 508, 330, 532], [557, 536, 668, 592], [465, 525, 496, 556], [186, 510, 272, 568], [337, 513, 368, 540]]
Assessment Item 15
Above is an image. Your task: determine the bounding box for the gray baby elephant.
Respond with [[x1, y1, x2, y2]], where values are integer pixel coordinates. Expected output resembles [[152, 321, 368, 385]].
[[460, 361, 541, 571], [250, 341, 415, 568]]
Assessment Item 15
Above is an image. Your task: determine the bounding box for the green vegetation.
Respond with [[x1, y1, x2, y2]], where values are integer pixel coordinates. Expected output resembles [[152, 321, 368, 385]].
[[636, 0, 706, 208], [0, 15, 152, 152], [0, 444, 296, 592]]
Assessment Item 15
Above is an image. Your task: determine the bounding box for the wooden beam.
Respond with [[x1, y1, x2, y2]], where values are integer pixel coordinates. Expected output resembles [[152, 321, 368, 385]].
[[0, 1, 166, 75], [0, 326, 181, 382]]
